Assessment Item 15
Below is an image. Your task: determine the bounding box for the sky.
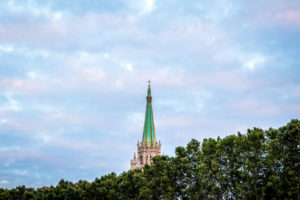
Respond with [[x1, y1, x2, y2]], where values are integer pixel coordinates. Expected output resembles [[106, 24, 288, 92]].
[[0, 0, 300, 188]]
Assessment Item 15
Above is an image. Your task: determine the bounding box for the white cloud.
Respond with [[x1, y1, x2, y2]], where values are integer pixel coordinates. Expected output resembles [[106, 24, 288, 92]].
[[141, 0, 156, 14], [4, 159, 15, 167], [244, 55, 266, 71], [39, 132, 53, 144], [28, 71, 37, 80], [12, 169, 28, 176], [103, 53, 109, 59], [157, 99, 187, 112], [0, 45, 14, 52], [122, 62, 133, 71], [0, 146, 21, 152], [51, 12, 63, 22], [35, 131, 105, 152], [126, 63, 133, 71], [280, 95, 289, 101], [158, 115, 196, 128], [7, 0, 64, 22], [126, 112, 144, 131], [196, 102, 204, 111], [0, 44, 49, 58], [0, 180, 9, 185], [1, 119, 8, 124], [2, 93, 22, 112], [7, 0, 23, 12]]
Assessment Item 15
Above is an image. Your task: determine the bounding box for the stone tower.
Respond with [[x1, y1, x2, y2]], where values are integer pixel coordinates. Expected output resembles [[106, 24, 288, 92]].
[[130, 82, 161, 170]]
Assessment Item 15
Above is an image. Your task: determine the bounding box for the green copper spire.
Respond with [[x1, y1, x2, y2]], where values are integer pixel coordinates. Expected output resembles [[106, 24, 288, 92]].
[[142, 81, 156, 146]]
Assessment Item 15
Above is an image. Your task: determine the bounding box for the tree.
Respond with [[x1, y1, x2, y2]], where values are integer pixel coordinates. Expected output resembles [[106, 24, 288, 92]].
[[142, 155, 175, 199], [90, 173, 119, 200], [118, 169, 144, 200], [266, 119, 300, 199], [1, 119, 299, 200]]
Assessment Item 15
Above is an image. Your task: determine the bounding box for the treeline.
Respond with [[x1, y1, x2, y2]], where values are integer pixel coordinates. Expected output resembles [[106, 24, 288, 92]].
[[1, 119, 299, 200]]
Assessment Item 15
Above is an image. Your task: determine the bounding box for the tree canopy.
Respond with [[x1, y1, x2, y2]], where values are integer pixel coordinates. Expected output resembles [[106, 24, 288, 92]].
[[1, 119, 299, 200]]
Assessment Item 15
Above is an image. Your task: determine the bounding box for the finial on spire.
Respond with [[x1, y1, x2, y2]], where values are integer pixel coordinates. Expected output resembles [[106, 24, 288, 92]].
[[147, 81, 152, 98]]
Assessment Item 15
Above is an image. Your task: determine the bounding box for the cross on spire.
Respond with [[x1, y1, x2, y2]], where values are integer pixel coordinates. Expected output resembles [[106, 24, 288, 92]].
[[147, 81, 152, 98]]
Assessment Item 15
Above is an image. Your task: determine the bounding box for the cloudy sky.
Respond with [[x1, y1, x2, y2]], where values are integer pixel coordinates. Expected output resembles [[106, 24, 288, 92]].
[[0, 0, 299, 188]]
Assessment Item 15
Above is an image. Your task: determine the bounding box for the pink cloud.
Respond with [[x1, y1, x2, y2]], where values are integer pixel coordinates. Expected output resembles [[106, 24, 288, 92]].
[[274, 10, 300, 26], [0, 78, 49, 94], [234, 99, 279, 115], [158, 115, 197, 128], [246, 2, 300, 28], [0, 149, 76, 167]]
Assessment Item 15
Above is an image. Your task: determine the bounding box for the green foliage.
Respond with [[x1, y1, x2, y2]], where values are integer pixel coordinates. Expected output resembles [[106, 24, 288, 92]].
[[1, 119, 299, 200]]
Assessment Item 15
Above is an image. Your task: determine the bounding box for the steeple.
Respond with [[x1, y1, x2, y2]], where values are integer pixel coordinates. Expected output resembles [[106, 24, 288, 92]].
[[130, 81, 161, 170], [142, 81, 156, 146]]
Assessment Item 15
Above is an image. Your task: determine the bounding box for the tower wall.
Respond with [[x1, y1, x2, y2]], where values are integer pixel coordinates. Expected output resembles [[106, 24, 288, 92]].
[[130, 141, 161, 170]]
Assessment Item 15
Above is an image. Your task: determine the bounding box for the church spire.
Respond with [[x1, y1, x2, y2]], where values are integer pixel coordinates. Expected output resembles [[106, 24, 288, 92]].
[[130, 81, 161, 170], [142, 81, 156, 146]]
